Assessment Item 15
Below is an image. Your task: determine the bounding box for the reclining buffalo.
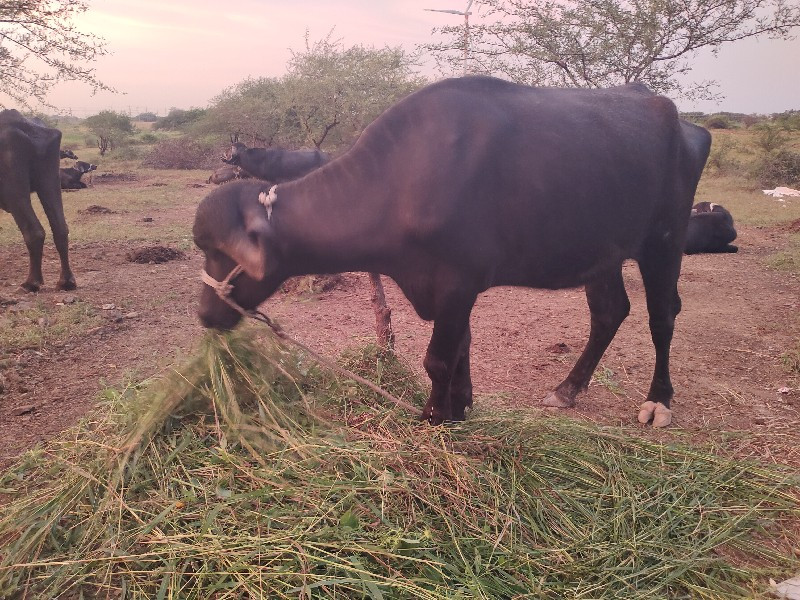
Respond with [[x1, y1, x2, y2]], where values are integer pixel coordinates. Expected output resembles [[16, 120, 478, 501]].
[[685, 202, 738, 254], [207, 164, 251, 185], [222, 141, 330, 184], [194, 76, 711, 429], [0, 109, 76, 291], [60, 161, 97, 190]]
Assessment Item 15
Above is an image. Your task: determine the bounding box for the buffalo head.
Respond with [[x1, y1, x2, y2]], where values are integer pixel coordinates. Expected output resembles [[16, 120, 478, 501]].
[[221, 142, 247, 166], [193, 181, 283, 330]]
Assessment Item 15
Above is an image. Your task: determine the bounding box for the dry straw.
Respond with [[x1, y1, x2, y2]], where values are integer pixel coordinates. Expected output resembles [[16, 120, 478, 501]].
[[0, 328, 798, 599]]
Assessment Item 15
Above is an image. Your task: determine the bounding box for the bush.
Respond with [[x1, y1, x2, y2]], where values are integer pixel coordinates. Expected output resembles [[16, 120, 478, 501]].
[[704, 136, 739, 175], [141, 137, 220, 169], [703, 115, 731, 129], [753, 150, 800, 188], [136, 132, 159, 144]]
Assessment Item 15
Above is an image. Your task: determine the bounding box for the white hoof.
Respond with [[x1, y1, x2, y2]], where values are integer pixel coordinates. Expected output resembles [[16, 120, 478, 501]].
[[542, 390, 575, 408], [638, 400, 673, 427]]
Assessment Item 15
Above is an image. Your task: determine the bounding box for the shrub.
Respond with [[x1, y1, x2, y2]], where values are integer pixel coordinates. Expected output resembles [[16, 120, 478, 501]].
[[703, 115, 731, 129], [142, 137, 220, 169], [754, 124, 790, 154], [753, 150, 800, 188], [704, 135, 739, 175]]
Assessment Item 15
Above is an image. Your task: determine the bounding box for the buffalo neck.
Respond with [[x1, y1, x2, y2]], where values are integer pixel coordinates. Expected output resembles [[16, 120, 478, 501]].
[[270, 146, 392, 277]]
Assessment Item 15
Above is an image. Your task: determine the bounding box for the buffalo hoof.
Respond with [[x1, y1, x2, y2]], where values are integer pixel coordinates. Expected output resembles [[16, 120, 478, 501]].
[[21, 280, 41, 293], [56, 278, 77, 291], [637, 401, 673, 428], [542, 390, 575, 408]]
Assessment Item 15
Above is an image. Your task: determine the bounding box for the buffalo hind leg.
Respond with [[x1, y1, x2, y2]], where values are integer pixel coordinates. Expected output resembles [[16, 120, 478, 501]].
[[422, 298, 475, 425], [543, 267, 630, 408], [9, 205, 46, 292], [38, 185, 76, 291], [636, 246, 683, 428]]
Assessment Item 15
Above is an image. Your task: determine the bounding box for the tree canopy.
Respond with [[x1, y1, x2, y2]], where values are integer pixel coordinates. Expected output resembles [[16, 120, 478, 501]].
[[84, 110, 133, 155], [424, 0, 800, 100], [0, 0, 112, 108], [200, 33, 427, 151]]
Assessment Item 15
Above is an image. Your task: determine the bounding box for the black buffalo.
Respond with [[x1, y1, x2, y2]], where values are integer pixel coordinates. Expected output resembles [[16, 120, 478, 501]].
[[222, 141, 330, 184], [60, 161, 97, 190], [685, 202, 738, 254], [207, 164, 251, 185], [194, 76, 711, 428], [0, 109, 76, 291]]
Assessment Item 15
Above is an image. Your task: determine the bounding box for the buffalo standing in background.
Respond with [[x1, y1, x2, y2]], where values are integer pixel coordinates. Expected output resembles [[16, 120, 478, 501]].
[[0, 109, 76, 291], [222, 141, 330, 184]]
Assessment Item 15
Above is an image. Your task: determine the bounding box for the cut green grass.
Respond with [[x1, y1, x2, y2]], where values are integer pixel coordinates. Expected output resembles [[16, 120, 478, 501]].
[[0, 329, 797, 599]]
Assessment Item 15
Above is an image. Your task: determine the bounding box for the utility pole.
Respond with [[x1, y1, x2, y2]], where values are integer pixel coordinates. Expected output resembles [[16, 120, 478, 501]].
[[425, 0, 474, 75]]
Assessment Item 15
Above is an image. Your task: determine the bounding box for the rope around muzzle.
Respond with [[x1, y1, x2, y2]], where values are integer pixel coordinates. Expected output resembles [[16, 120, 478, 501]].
[[200, 267, 423, 419]]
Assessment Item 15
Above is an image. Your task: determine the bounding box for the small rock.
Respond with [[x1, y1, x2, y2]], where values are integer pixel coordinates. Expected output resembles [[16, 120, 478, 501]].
[[101, 303, 116, 310], [778, 387, 791, 394], [61, 294, 77, 304], [12, 404, 36, 417], [772, 575, 800, 599], [753, 417, 767, 425], [124, 312, 140, 319], [142, 217, 153, 222], [9, 301, 33, 313]]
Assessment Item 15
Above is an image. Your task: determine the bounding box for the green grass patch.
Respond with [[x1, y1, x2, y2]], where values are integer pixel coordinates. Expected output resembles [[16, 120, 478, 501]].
[[0, 330, 797, 599], [766, 233, 800, 275], [0, 300, 103, 352]]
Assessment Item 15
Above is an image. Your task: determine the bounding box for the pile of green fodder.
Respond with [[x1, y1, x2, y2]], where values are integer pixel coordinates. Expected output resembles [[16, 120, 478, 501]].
[[1, 329, 798, 599]]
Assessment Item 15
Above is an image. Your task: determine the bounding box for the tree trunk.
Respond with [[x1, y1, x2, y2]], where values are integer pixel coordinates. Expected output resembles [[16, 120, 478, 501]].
[[368, 273, 394, 351]]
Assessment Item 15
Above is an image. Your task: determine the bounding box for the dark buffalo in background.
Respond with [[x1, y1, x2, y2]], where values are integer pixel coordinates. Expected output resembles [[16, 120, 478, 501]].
[[222, 141, 330, 184], [0, 109, 76, 291], [685, 202, 738, 254], [60, 161, 97, 190]]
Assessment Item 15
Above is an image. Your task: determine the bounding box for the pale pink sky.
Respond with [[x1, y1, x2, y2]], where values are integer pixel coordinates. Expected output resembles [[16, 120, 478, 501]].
[[31, 0, 800, 116]]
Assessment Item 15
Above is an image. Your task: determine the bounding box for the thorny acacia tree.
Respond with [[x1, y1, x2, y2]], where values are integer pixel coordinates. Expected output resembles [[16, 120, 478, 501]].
[[0, 0, 111, 108], [424, 0, 800, 100], [201, 33, 426, 151]]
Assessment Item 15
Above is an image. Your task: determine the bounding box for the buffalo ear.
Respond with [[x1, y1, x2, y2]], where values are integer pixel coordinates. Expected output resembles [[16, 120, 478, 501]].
[[226, 206, 270, 280]]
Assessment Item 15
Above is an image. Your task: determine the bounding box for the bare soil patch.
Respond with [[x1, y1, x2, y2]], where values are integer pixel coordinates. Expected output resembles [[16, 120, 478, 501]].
[[0, 215, 798, 469]]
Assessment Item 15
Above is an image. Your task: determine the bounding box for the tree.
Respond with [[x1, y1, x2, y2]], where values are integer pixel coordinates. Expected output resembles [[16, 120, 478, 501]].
[[284, 32, 427, 149], [424, 0, 800, 101], [153, 107, 207, 131], [199, 33, 427, 151], [84, 111, 133, 155], [0, 0, 112, 108]]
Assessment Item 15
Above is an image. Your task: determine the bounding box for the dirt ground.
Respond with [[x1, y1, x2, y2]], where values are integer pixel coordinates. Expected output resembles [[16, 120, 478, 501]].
[[0, 204, 798, 469]]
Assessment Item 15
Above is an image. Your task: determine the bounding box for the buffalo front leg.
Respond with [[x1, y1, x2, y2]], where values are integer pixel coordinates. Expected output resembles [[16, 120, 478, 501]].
[[421, 299, 475, 425], [450, 327, 473, 421], [543, 267, 630, 408]]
